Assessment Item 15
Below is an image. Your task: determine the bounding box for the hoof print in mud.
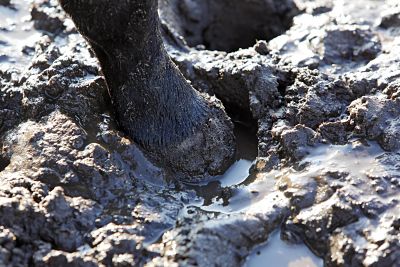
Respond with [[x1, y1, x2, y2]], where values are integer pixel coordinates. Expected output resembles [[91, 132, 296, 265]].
[[0, 0, 399, 267], [159, 0, 300, 52]]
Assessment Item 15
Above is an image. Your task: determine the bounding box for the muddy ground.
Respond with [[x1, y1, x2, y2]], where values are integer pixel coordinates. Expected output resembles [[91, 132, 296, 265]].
[[0, 0, 399, 266]]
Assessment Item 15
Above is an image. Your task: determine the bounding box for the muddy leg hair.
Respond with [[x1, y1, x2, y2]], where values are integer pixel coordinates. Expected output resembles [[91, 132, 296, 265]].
[[58, 0, 236, 180]]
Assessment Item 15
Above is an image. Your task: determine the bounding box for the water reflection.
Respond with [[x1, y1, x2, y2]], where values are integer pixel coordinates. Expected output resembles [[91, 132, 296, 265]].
[[245, 231, 323, 267]]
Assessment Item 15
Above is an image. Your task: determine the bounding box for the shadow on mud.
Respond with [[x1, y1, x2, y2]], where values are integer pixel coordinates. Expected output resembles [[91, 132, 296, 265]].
[[0, 155, 10, 172]]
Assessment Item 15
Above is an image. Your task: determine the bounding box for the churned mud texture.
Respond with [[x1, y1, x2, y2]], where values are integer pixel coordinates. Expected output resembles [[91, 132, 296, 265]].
[[0, 0, 399, 267]]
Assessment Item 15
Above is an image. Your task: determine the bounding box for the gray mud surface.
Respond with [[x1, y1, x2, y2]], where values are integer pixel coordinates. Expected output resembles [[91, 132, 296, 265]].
[[0, 0, 399, 266]]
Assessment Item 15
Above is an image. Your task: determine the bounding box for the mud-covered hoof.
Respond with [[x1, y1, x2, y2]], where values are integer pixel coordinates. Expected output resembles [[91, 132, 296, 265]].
[[58, 0, 237, 181], [147, 95, 236, 183]]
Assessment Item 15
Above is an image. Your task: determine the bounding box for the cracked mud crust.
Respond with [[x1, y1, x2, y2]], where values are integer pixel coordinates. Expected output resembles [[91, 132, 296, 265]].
[[0, 0, 399, 266]]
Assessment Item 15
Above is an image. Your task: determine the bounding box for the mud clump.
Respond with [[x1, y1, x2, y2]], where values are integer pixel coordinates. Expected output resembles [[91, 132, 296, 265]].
[[310, 25, 382, 65], [380, 9, 400, 29], [31, 0, 66, 34], [349, 95, 400, 151], [0, 0, 400, 266]]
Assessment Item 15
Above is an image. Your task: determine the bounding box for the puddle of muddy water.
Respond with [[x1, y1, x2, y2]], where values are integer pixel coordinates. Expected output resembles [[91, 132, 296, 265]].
[[195, 139, 393, 267], [213, 121, 258, 187], [202, 138, 393, 214], [175, 138, 398, 267], [183, 121, 260, 212], [245, 231, 323, 267], [217, 158, 254, 187]]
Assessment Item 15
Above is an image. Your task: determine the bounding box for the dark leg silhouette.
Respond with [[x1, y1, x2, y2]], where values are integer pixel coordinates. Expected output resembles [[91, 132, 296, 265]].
[[58, 0, 236, 181]]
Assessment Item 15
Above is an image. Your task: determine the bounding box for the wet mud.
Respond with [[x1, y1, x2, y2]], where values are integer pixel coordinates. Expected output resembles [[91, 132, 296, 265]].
[[0, 0, 399, 266]]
